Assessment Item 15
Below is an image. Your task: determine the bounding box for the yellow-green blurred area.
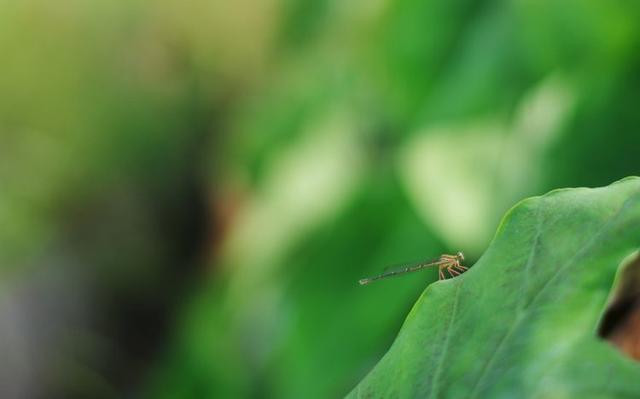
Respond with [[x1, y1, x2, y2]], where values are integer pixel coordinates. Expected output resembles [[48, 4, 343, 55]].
[[1, 0, 639, 398]]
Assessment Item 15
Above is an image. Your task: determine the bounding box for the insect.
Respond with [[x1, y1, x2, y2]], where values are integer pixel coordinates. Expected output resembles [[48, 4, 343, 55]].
[[358, 252, 467, 285]]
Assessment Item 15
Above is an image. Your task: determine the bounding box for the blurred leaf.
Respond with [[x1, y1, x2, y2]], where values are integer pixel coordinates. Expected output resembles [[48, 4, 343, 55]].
[[266, 171, 444, 398], [146, 169, 451, 399], [542, 67, 640, 191], [278, 0, 331, 49], [349, 177, 640, 398]]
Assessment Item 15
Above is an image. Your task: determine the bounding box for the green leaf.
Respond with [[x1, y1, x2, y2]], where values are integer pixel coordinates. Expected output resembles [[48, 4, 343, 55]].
[[349, 177, 640, 398]]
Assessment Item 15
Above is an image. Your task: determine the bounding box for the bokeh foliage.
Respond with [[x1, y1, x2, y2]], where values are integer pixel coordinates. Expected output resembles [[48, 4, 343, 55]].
[[1, 0, 639, 398]]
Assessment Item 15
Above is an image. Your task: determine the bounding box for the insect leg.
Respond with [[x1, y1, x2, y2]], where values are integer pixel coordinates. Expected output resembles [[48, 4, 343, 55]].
[[453, 265, 467, 273]]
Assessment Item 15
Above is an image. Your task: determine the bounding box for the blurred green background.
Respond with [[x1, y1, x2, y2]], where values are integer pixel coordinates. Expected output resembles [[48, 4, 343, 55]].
[[1, 0, 639, 398]]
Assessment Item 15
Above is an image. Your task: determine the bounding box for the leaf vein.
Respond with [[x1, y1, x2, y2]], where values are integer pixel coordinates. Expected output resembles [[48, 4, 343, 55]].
[[429, 281, 463, 398], [468, 199, 544, 398]]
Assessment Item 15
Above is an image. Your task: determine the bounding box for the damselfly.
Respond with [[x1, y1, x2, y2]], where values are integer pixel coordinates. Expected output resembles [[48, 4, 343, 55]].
[[359, 252, 467, 285]]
